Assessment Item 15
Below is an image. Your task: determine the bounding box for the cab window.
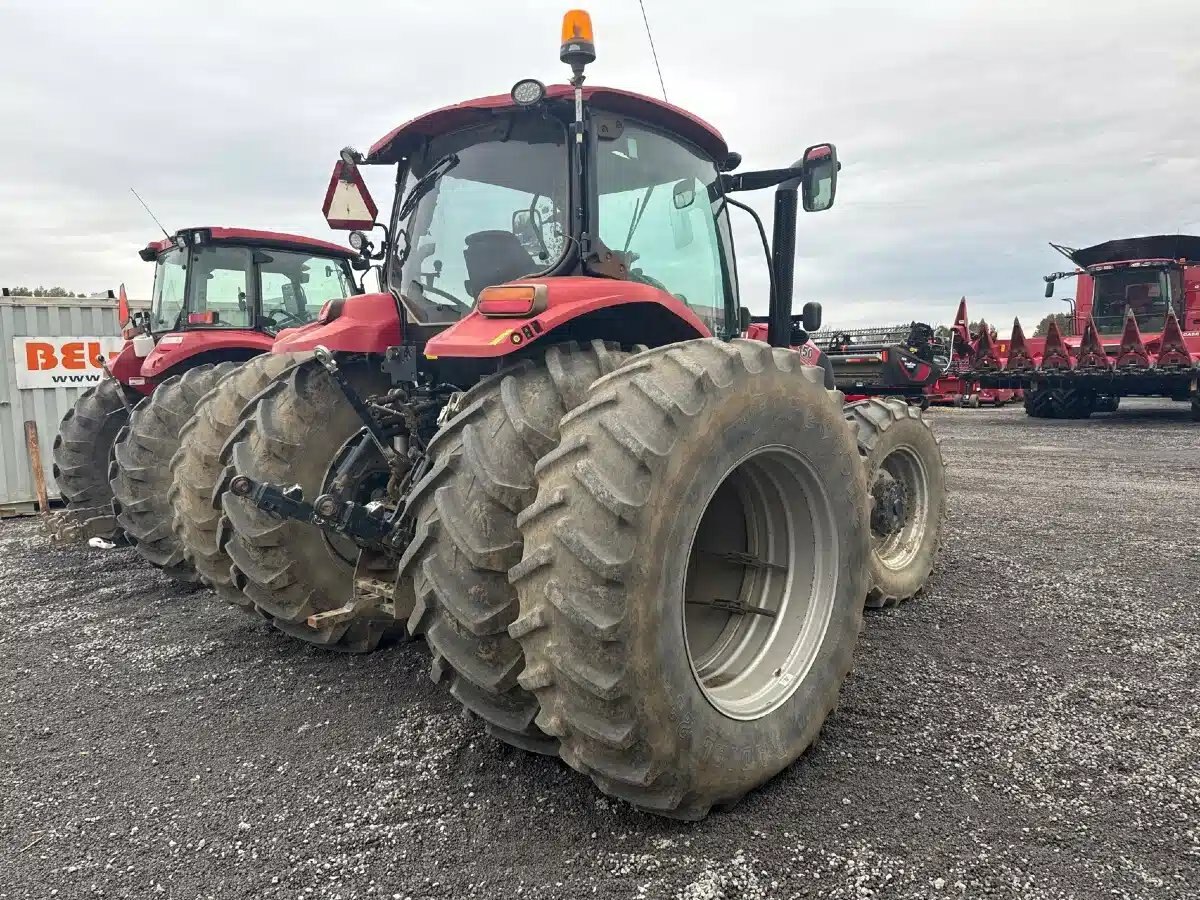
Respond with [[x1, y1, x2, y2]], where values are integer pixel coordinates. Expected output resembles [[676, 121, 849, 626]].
[[259, 251, 353, 332], [596, 121, 733, 337], [188, 246, 252, 327]]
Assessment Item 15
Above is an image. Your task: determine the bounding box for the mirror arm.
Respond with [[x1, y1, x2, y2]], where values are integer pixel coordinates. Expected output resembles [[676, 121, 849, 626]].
[[720, 166, 804, 194], [768, 160, 806, 348]]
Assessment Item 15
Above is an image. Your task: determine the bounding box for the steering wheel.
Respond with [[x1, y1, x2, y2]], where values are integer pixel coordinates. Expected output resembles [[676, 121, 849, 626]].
[[422, 284, 472, 312], [265, 309, 306, 328]]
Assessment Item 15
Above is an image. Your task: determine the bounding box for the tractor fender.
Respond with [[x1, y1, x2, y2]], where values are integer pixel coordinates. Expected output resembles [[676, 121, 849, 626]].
[[108, 341, 153, 396], [271, 292, 401, 354], [141, 329, 273, 381], [422, 277, 710, 359]]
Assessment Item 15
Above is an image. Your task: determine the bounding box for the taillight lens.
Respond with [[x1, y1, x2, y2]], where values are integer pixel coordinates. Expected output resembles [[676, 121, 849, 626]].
[[187, 312, 217, 325], [477, 284, 547, 318]]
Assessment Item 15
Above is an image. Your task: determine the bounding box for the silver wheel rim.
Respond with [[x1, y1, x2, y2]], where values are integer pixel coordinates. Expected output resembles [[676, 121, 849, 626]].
[[870, 445, 929, 571], [682, 446, 838, 721]]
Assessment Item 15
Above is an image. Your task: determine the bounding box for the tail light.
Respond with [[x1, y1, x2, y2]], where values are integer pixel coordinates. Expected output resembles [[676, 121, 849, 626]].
[[187, 311, 217, 325], [477, 284, 548, 318]]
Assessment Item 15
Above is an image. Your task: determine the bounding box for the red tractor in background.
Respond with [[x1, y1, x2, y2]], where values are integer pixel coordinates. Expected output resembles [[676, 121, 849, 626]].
[[205, 9, 946, 818], [52, 227, 359, 551], [958, 235, 1200, 420]]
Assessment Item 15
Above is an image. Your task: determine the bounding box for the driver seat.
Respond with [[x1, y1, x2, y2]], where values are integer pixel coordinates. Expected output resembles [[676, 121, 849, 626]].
[[463, 230, 536, 299]]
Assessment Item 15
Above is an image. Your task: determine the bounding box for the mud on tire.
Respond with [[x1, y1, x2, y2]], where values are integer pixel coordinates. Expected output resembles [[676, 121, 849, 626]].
[[509, 338, 869, 819], [221, 357, 397, 652], [53, 378, 137, 509], [399, 340, 631, 754], [111, 363, 240, 580], [845, 398, 947, 608], [169, 353, 310, 608]]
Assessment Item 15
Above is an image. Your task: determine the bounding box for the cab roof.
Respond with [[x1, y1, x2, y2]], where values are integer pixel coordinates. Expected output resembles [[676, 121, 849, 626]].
[[1066, 234, 1200, 268], [141, 227, 356, 262], [367, 85, 728, 164]]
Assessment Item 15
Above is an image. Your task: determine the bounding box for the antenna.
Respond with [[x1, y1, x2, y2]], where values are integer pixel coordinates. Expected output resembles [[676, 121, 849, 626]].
[[130, 188, 171, 240], [636, 0, 668, 102]]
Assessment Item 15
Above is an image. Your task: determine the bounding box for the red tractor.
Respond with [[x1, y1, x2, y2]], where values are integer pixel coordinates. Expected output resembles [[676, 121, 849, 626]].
[[52, 227, 359, 562], [958, 236, 1200, 419], [202, 10, 945, 817]]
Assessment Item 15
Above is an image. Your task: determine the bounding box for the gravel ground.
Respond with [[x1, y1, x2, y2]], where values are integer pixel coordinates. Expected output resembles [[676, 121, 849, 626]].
[[3, 398, 1198, 900]]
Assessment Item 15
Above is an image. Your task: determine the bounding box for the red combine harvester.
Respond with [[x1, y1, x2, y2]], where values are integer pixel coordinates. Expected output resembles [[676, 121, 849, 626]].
[[958, 235, 1200, 420], [52, 227, 357, 542]]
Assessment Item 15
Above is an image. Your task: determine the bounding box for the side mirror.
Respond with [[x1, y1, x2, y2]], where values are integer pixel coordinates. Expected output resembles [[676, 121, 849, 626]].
[[1044, 280, 1055, 298], [739, 306, 752, 332], [322, 160, 379, 230], [513, 209, 550, 261], [801, 144, 839, 213], [802, 301, 822, 331]]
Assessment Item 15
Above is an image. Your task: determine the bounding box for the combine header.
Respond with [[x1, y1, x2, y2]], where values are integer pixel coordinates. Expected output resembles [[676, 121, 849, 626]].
[[813, 321, 946, 404], [959, 235, 1200, 420]]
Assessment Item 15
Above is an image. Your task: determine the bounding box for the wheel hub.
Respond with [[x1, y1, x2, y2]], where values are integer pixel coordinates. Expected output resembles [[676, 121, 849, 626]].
[[870, 470, 908, 537]]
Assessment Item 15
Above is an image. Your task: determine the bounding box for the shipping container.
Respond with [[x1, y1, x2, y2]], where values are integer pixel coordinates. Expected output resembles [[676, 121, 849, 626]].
[[0, 294, 146, 515]]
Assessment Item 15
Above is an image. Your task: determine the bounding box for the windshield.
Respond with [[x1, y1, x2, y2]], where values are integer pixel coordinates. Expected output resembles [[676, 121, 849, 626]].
[[150, 248, 187, 332], [1090, 266, 1183, 334], [258, 249, 354, 333], [596, 120, 734, 338], [391, 114, 569, 324]]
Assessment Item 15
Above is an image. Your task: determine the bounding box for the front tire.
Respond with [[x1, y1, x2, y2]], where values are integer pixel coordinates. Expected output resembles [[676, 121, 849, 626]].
[[1023, 388, 1061, 419], [845, 398, 946, 608], [510, 339, 869, 819]]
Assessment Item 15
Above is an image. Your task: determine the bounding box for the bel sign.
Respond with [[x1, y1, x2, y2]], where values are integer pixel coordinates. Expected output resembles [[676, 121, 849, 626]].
[[12, 336, 125, 390]]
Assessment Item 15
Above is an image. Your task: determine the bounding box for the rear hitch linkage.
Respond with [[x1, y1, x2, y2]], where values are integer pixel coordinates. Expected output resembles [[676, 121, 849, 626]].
[[227, 474, 397, 547]]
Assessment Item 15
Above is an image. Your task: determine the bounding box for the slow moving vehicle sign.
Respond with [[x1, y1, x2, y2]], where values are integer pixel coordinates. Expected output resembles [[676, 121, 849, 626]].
[[12, 336, 125, 389]]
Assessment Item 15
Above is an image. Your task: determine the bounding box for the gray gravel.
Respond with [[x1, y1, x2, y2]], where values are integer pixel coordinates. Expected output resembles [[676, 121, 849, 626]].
[[3, 398, 1198, 900]]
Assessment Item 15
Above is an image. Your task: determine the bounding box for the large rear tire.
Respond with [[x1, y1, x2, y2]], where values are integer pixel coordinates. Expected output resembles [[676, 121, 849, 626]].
[[510, 339, 869, 819], [400, 340, 630, 754], [845, 398, 946, 608], [169, 353, 310, 608], [111, 363, 240, 580], [53, 378, 136, 510], [221, 357, 398, 652]]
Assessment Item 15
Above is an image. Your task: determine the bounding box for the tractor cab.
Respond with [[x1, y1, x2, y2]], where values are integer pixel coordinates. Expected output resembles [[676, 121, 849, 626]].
[[136, 227, 357, 337], [113, 227, 358, 392], [313, 11, 839, 375]]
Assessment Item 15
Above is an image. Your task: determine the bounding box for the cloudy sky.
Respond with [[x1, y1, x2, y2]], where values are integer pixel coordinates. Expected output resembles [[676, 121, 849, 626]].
[[3, 0, 1197, 328]]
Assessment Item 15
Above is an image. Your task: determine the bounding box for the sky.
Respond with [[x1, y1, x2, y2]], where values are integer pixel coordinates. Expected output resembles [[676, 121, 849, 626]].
[[2, 0, 1198, 329]]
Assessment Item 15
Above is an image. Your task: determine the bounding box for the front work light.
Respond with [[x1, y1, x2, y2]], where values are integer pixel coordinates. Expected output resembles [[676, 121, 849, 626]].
[[511, 78, 547, 107]]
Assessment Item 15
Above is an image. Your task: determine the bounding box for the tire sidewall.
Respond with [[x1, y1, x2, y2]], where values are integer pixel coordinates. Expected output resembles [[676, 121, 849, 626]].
[[627, 376, 868, 802]]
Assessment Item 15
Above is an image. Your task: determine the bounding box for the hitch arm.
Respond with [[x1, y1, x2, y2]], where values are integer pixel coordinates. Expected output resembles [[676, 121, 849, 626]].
[[227, 474, 394, 547], [313, 346, 397, 466]]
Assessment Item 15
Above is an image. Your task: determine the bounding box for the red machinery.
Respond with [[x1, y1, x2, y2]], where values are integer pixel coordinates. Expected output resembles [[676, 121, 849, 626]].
[[52, 227, 358, 538], [957, 236, 1200, 419]]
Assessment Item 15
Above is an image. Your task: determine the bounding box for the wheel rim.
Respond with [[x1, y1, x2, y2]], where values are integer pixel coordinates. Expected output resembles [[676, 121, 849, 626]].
[[682, 446, 839, 721], [869, 445, 928, 571], [320, 430, 391, 566]]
